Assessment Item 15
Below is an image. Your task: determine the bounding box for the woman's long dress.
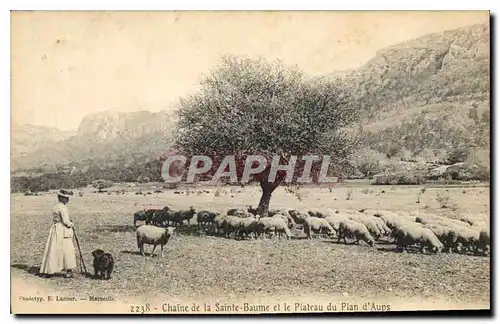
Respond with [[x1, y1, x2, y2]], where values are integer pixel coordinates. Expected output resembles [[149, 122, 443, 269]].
[[39, 202, 77, 274]]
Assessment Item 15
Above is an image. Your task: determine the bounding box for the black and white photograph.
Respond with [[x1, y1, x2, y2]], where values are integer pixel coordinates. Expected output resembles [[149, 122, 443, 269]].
[[9, 10, 491, 314]]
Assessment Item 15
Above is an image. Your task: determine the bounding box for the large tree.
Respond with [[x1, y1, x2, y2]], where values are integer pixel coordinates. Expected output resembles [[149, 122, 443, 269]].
[[170, 55, 359, 216]]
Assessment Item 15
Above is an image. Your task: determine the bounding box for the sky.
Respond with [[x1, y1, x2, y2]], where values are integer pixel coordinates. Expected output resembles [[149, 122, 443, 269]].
[[11, 11, 489, 131]]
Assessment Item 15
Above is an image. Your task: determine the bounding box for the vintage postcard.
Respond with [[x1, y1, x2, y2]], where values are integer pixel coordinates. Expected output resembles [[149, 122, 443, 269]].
[[10, 10, 490, 315]]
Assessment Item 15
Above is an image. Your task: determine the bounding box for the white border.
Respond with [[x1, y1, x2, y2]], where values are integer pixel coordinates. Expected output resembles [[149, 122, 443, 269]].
[[2, 1, 498, 323]]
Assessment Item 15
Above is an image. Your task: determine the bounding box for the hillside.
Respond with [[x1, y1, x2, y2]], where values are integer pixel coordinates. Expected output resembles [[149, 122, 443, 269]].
[[348, 22, 489, 153], [11, 22, 490, 191], [11, 124, 75, 162], [12, 110, 177, 173]]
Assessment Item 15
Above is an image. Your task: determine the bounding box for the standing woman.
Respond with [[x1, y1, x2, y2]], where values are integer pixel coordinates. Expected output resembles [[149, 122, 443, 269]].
[[39, 189, 77, 278]]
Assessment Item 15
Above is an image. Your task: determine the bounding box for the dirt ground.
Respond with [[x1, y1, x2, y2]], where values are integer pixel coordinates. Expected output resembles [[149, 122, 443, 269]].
[[10, 183, 491, 312]]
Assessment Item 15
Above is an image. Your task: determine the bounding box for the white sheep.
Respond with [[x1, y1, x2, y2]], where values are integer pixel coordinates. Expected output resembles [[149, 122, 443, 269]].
[[307, 208, 329, 218], [238, 217, 259, 239], [227, 208, 253, 218], [324, 213, 349, 235], [272, 213, 296, 229], [392, 224, 443, 254], [136, 225, 176, 257], [213, 213, 228, 235], [220, 216, 244, 238], [337, 219, 375, 247], [303, 216, 336, 239], [287, 209, 310, 225], [256, 217, 292, 239]]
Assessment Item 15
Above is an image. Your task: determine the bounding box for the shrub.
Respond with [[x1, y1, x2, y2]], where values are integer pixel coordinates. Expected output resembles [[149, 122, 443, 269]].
[[346, 189, 353, 200], [436, 191, 451, 208]]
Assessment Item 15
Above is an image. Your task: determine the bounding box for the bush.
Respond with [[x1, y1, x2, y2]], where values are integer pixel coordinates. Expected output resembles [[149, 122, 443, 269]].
[[350, 148, 389, 176], [436, 191, 451, 208], [371, 169, 427, 185]]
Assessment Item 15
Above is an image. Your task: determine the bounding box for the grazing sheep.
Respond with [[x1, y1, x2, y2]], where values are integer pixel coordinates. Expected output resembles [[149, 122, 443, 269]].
[[376, 212, 414, 231], [170, 207, 196, 226], [455, 227, 481, 253], [423, 223, 459, 253], [477, 228, 490, 254], [324, 214, 349, 235], [133, 209, 157, 227], [267, 209, 288, 217], [238, 217, 259, 239], [136, 225, 176, 257], [196, 210, 218, 231], [392, 224, 444, 254], [213, 214, 228, 235], [307, 208, 328, 218], [220, 216, 244, 238], [246, 205, 259, 216], [304, 217, 335, 239], [348, 214, 382, 240], [287, 209, 309, 225], [256, 217, 292, 239], [152, 207, 171, 226], [371, 216, 392, 236], [337, 219, 375, 246], [227, 208, 245, 216], [272, 213, 296, 229]]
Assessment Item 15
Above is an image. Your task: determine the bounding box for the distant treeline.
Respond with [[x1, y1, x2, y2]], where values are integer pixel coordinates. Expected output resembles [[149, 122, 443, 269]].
[[11, 159, 165, 193]]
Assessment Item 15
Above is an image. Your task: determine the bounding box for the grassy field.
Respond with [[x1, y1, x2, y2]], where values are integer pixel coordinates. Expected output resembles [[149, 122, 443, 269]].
[[10, 182, 491, 312]]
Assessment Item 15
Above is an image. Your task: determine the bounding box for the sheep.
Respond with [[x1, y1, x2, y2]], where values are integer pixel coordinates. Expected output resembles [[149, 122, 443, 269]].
[[376, 212, 414, 231], [256, 217, 292, 239], [416, 215, 471, 229], [227, 208, 253, 218], [267, 209, 289, 217], [347, 214, 382, 240], [337, 219, 375, 246], [287, 209, 309, 225], [196, 210, 218, 231], [220, 216, 244, 238], [133, 208, 158, 227], [227, 208, 246, 216], [307, 208, 328, 218], [213, 214, 228, 235], [237, 217, 259, 239], [303, 216, 336, 239], [423, 223, 459, 253], [346, 212, 392, 239], [246, 205, 259, 216], [477, 228, 490, 254], [136, 225, 176, 257], [170, 207, 196, 226], [392, 224, 444, 254], [371, 216, 392, 236], [151, 207, 171, 226], [133, 210, 147, 227], [324, 213, 349, 235], [455, 227, 481, 253], [272, 213, 296, 229]]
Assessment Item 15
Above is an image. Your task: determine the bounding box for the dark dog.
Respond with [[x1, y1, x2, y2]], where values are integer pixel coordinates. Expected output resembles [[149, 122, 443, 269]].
[[91, 249, 114, 280]]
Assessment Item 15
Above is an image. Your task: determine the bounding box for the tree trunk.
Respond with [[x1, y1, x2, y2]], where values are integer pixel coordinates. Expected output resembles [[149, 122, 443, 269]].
[[257, 181, 277, 217]]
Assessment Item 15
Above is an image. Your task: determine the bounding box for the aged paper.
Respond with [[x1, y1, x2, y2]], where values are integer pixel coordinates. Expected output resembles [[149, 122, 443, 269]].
[[11, 11, 490, 315]]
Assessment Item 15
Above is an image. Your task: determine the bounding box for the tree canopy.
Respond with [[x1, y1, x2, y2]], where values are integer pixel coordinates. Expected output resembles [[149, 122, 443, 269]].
[[171, 55, 360, 215]]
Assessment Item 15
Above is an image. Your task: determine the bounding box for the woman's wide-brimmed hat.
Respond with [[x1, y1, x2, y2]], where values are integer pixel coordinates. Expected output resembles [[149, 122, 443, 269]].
[[57, 189, 73, 199]]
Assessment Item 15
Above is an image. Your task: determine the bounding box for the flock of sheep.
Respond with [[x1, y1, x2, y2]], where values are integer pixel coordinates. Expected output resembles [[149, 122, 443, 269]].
[[132, 204, 491, 257]]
